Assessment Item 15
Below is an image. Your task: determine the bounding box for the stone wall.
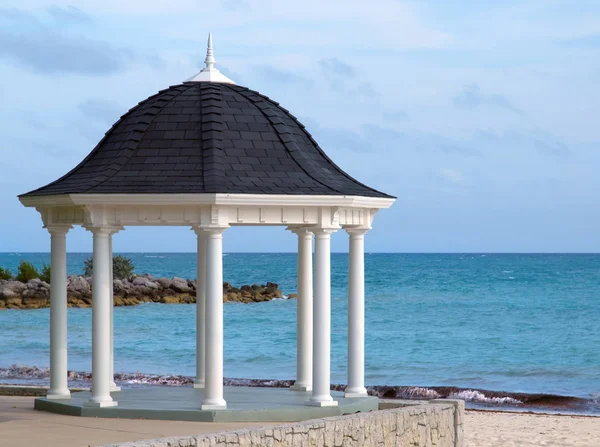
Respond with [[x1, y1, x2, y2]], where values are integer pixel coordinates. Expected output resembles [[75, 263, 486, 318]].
[[101, 400, 464, 447]]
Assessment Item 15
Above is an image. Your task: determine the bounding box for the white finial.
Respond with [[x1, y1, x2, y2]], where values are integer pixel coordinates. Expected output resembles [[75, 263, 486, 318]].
[[185, 32, 235, 84], [205, 33, 215, 71]]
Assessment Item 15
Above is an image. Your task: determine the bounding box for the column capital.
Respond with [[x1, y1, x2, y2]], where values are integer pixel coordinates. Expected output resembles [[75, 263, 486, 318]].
[[345, 227, 369, 238], [310, 228, 338, 238], [191, 225, 228, 236], [44, 224, 73, 236], [287, 226, 313, 237], [200, 226, 228, 237], [191, 226, 206, 237], [84, 225, 123, 237]]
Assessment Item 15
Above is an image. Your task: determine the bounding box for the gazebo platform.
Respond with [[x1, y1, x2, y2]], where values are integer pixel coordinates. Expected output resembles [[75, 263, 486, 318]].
[[34, 386, 379, 422]]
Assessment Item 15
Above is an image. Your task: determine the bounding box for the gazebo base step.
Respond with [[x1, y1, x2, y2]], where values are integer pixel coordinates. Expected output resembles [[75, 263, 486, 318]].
[[34, 385, 378, 422]]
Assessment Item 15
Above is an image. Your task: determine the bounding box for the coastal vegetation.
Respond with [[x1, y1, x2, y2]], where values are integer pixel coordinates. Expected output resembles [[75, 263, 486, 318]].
[[0, 261, 52, 283], [40, 264, 51, 283], [0, 266, 11, 280], [15, 261, 41, 282], [0, 256, 136, 284], [83, 255, 135, 279]]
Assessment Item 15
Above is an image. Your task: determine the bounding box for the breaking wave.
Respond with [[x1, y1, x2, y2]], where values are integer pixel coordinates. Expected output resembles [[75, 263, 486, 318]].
[[449, 390, 522, 405]]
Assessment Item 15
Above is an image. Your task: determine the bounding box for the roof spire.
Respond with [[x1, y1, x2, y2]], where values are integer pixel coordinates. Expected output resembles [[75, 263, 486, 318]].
[[205, 33, 215, 71], [185, 32, 235, 84]]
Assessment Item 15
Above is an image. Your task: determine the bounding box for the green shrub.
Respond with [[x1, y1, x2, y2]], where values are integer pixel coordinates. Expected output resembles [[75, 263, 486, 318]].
[[16, 261, 40, 282], [113, 256, 135, 279], [83, 255, 135, 280], [40, 264, 51, 283], [0, 266, 12, 280], [83, 257, 93, 277]]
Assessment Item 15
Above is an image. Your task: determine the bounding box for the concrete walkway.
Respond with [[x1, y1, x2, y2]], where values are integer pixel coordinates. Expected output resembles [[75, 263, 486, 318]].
[[0, 396, 275, 447]]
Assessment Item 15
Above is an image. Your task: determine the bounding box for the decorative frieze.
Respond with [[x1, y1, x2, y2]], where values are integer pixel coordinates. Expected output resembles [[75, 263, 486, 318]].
[[32, 202, 376, 231]]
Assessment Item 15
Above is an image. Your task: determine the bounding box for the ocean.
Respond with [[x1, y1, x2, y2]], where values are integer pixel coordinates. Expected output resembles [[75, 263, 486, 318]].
[[0, 252, 599, 412]]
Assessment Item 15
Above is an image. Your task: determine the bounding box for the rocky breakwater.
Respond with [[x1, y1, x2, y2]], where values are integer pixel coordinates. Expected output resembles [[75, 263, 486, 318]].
[[0, 276, 287, 309]]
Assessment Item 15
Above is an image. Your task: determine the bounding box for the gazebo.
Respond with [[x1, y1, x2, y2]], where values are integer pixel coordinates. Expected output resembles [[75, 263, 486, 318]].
[[18, 35, 395, 417]]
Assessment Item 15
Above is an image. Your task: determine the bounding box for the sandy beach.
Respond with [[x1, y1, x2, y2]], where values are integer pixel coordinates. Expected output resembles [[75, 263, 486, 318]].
[[465, 410, 600, 447], [1, 395, 598, 447]]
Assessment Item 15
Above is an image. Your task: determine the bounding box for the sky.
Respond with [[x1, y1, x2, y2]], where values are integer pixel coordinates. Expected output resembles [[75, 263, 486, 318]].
[[0, 0, 599, 253]]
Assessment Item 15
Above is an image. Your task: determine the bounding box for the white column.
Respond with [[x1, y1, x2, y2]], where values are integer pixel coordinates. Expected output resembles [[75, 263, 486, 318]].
[[46, 225, 72, 400], [290, 228, 313, 392], [193, 228, 207, 389], [86, 227, 117, 407], [307, 229, 337, 407], [201, 227, 227, 410], [345, 229, 368, 397], [108, 231, 121, 392]]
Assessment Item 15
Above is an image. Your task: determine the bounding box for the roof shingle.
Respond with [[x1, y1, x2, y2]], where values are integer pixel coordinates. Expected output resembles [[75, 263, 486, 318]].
[[21, 83, 393, 198]]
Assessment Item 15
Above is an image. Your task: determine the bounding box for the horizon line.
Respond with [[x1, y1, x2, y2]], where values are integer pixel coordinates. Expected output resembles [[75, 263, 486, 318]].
[[1, 251, 600, 255]]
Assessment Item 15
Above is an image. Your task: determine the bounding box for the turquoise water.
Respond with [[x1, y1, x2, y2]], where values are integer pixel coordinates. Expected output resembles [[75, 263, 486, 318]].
[[0, 253, 598, 400]]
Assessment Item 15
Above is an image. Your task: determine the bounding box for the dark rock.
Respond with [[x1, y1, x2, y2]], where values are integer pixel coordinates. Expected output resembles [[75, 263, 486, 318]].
[[68, 276, 91, 298], [132, 276, 159, 290], [156, 278, 172, 289], [171, 277, 191, 293], [1, 275, 286, 308], [0, 281, 27, 298]]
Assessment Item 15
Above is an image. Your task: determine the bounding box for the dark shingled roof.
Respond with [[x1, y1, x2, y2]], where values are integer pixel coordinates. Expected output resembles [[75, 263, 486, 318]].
[[21, 83, 393, 198]]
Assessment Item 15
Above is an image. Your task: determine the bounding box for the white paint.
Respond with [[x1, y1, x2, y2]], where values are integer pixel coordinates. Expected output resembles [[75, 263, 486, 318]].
[[345, 229, 368, 398], [20, 193, 394, 209], [23, 205, 381, 233], [205, 32, 215, 70], [108, 231, 121, 392], [202, 228, 227, 410], [290, 228, 313, 392], [307, 230, 338, 407], [186, 33, 236, 84], [85, 227, 118, 408], [46, 225, 72, 400], [193, 229, 207, 389]]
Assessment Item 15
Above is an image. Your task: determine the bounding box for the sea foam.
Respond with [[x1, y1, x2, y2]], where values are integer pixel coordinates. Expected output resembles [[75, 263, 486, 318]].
[[449, 390, 522, 405]]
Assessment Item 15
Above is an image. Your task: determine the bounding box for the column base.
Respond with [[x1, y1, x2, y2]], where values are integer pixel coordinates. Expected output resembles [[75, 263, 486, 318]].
[[193, 379, 205, 389], [290, 383, 312, 392], [85, 399, 118, 408], [201, 400, 227, 410], [344, 387, 368, 398], [305, 398, 338, 407], [46, 390, 71, 400], [110, 385, 121, 392]]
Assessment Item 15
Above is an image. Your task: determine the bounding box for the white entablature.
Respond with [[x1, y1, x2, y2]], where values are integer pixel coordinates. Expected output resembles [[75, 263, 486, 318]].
[[21, 194, 393, 230]]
